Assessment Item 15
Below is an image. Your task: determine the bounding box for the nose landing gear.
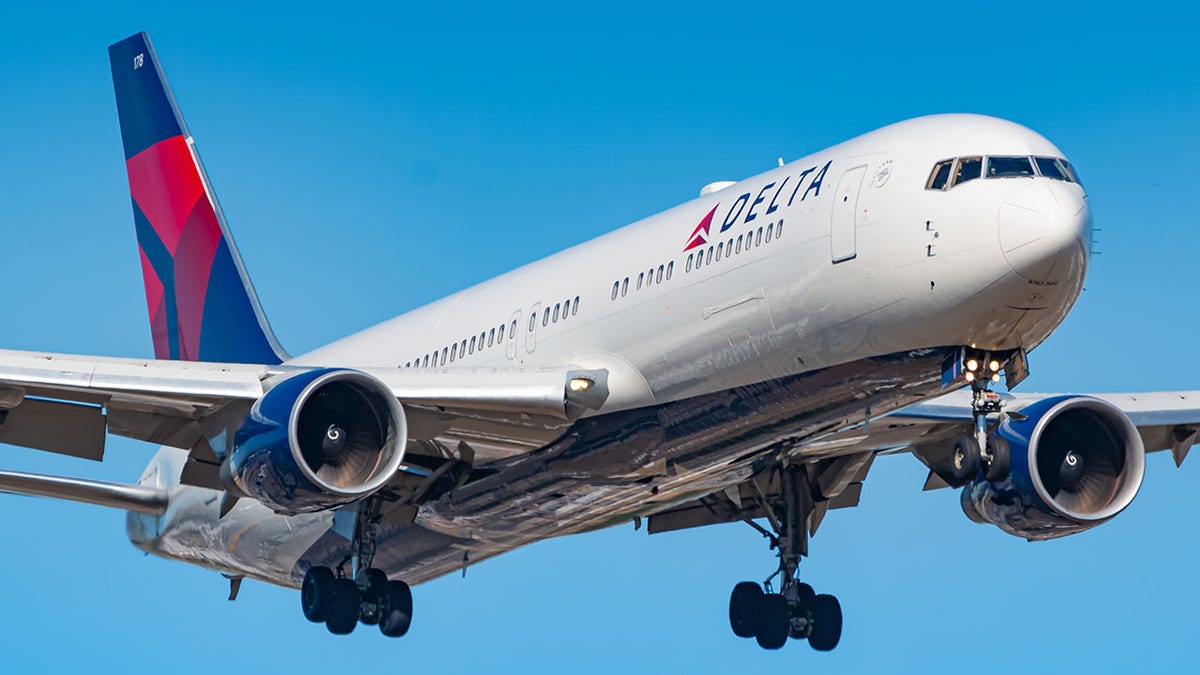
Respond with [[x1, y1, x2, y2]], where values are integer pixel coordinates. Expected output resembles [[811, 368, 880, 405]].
[[727, 465, 843, 651], [947, 353, 1014, 486]]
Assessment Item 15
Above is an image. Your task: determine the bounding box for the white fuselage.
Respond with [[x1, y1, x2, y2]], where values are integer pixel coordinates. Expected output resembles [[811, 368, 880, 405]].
[[130, 114, 1091, 586]]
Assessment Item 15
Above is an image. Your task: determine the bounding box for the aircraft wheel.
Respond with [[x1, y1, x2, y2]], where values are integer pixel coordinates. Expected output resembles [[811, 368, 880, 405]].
[[301, 566, 335, 623], [358, 568, 389, 626], [729, 582, 764, 638], [378, 580, 413, 638], [788, 583, 817, 639], [324, 578, 360, 635], [754, 594, 790, 650], [807, 594, 842, 652], [949, 435, 981, 485], [984, 436, 1011, 482]]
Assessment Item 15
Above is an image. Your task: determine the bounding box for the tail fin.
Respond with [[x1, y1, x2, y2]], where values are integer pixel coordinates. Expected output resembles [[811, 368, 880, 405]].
[[108, 32, 287, 365]]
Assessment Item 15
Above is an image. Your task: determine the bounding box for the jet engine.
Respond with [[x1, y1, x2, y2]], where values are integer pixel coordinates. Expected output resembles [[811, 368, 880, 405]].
[[228, 369, 407, 514], [960, 395, 1144, 540]]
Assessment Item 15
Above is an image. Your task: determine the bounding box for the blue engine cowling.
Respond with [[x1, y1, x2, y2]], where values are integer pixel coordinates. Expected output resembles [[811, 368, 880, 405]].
[[961, 395, 1144, 541], [228, 368, 407, 514]]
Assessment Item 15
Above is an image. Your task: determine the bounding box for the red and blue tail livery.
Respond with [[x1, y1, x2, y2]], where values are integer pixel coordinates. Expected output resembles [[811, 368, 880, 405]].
[[108, 32, 287, 365]]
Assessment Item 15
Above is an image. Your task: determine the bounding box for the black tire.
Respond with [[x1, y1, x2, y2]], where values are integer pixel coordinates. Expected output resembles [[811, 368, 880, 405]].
[[358, 568, 390, 626], [378, 580, 413, 638], [728, 582, 764, 638], [787, 583, 816, 639], [324, 578, 360, 635], [984, 436, 1011, 482], [949, 435, 981, 485], [755, 594, 790, 650], [807, 594, 842, 652], [301, 566, 335, 623]]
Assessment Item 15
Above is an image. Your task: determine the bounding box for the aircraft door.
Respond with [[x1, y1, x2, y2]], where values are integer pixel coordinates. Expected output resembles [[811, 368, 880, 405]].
[[831, 164, 867, 263], [525, 302, 540, 354], [506, 310, 520, 360]]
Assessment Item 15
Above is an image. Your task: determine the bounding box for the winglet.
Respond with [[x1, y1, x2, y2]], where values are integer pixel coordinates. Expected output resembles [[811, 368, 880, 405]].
[[108, 32, 288, 365]]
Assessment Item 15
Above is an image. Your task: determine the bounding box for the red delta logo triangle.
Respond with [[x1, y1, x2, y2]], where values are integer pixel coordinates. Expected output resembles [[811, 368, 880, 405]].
[[684, 203, 720, 252]]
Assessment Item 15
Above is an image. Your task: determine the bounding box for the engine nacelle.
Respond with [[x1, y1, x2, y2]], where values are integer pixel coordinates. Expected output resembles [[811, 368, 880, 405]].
[[228, 369, 407, 514], [961, 395, 1144, 540]]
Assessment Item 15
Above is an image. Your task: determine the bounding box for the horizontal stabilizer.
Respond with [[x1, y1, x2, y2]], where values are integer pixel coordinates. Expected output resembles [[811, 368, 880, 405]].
[[0, 469, 168, 515]]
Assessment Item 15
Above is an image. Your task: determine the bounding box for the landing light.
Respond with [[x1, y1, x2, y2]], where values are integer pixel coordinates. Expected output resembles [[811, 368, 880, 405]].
[[966, 359, 979, 372], [991, 373, 1001, 383], [989, 360, 1001, 372], [568, 378, 593, 392], [965, 372, 976, 382]]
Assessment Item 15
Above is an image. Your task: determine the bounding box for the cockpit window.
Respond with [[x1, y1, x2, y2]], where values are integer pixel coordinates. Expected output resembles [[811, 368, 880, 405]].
[[1034, 157, 1070, 181], [926, 159, 954, 190], [952, 157, 982, 186], [1061, 160, 1082, 186], [987, 156, 1035, 178]]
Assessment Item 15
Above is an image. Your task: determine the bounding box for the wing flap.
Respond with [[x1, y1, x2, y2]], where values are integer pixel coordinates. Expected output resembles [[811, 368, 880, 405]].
[[0, 399, 106, 460]]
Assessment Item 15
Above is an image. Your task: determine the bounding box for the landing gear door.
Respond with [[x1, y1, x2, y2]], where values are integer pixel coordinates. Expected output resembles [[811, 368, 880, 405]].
[[831, 164, 867, 263]]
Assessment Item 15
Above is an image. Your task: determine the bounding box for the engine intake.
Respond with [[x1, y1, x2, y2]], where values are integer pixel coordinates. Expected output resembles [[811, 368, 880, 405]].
[[961, 396, 1144, 540], [229, 369, 407, 514]]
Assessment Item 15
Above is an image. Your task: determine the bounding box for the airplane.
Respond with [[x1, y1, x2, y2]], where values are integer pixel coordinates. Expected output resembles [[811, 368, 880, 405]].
[[0, 30, 1192, 652]]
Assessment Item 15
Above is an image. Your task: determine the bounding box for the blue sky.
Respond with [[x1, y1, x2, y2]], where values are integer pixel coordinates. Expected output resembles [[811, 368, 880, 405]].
[[1, 2, 1197, 672]]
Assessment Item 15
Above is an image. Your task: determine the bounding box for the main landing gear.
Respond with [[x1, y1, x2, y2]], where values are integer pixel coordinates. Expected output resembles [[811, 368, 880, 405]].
[[300, 498, 413, 637], [728, 465, 842, 651], [947, 355, 1012, 487]]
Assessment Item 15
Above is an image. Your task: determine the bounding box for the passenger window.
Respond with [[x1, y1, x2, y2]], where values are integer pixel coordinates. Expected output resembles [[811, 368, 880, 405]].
[[776, 220, 784, 238], [926, 159, 954, 190], [423, 354, 430, 367], [1034, 157, 1071, 181], [573, 296, 580, 315], [952, 157, 982, 186], [716, 242, 723, 261], [563, 299, 570, 317], [461, 339, 467, 355], [987, 156, 1035, 178], [622, 277, 629, 296], [553, 303, 560, 322], [756, 227, 763, 246], [451, 343, 457, 362], [441, 347, 448, 364], [637, 272, 644, 290], [766, 223, 773, 243], [611, 281, 619, 300], [666, 262, 673, 280], [488, 328, 495, 347], [404, 361, 410, 368], [529, 315, 536, 332], [656, 265, 664, 283], [470, 336, 476, 354], [686, 253, 694, 272], [726, 238, 733, 254], [479, 331, 485, 348], [706, 246, 714, 264], [542, 307, 550, 326], [736, 235, 743, 253]]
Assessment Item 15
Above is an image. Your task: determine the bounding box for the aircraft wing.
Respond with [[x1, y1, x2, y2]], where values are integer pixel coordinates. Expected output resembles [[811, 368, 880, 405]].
[[0, 347, 608, 470], [645, 389, 1200, 536]]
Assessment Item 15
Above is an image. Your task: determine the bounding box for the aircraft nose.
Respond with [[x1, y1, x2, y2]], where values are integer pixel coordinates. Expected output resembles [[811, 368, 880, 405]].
[[997, 182, 1091, 280]]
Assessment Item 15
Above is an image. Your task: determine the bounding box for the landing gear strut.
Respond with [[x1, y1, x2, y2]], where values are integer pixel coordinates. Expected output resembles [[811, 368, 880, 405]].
[[948, 353, 1012, 486], [300, 498, 413, 637], [728, 465, 842, 651]]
